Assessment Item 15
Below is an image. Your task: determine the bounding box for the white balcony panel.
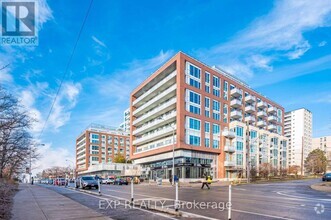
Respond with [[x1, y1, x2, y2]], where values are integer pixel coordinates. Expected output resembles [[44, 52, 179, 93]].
[[133, 71, 177, 107], [268, 124, 277, 131], [224, 145, 235, 153], [224, 161, 236, 167], [222, 130, 235, 139], [230, 99, 242, 108], [132, 98, 176, 126], [245, 105, 256, 113], [257, 101, 267, 109], [257, 120, 267, 127], [268, 106, 277, 114], [257, 111, 267, 118], [133, 84, 177, 117], [245, 116, 256, 123], [245, 95, 256, 103], [230, 88, 242, 97], [268, 115, 277, 122], [133, 111, 176, 136], [230, 110, 242, 119], [133, 126, 175, 146]]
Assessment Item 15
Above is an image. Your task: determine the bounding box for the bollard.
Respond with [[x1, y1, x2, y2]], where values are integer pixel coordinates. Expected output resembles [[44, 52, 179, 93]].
[[74, 179, 76, 189], [131, 177, 134, 204], [80, 178, 82, 189], [98, 180, 101, 195], [175, 182, 179, 212], [228, 184, 232, 220]]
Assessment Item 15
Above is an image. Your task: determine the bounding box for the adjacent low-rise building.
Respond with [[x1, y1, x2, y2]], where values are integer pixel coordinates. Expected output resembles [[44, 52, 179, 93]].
[[312, 136, 331, 172], [130, 51, 288, 180], [76, 123, 130, 175]]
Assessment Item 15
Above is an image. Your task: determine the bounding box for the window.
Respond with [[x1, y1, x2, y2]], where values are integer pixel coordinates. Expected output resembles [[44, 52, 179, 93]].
[[223, 81, 228, 100], [213, 140, 220, 149], [213, 124, 220, 135], [92, 146, 99, 150], [91, 134, 99, 139], [205, 138, 210, 148], [205, 85, 210, 93], [223, 104, 228, 123], [213, 76, 220, 97], [205, 72, 210, 83], [236, 126, 243, 137], [205, 122, 210, 133], [236, 154, 243, 166], [186, 63, 201, 89], [236, 141, 243, 151], [213, 100, 220, 120], [189, 91, 201, 104], [92, 157, 99, 161], [189, 118, 201, 130], [189, 135, 200, 146], [205, 97, 210, 117], [186, 90, 201, 115]]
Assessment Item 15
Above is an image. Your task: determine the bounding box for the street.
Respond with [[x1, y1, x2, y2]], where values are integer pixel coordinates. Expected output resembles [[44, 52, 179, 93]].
[[42, 179, 331, 220]]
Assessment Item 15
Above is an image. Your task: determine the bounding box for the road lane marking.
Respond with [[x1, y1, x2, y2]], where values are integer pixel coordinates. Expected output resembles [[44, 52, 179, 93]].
[[232, 209, 294, 220], [276, 191, 331, 202], [55, 186, 178, 220]]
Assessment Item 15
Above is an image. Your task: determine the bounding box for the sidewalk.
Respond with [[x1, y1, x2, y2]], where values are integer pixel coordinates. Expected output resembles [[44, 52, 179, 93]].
[[11, 183, 111, 220]]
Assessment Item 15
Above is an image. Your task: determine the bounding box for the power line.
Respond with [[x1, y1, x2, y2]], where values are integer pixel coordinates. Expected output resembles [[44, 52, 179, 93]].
[[38, 0, 94, 140]]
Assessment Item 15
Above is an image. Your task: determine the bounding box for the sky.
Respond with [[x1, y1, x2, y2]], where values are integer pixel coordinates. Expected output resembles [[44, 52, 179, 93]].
[[1, 0, 331, 174]]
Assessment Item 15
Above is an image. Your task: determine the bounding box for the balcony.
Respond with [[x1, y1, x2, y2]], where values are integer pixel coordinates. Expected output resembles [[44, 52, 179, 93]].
[[133, 84, 177, 117], [257, 101, 267, 109], [268, 106, 277, 114], [245, 105, 256, 113], [268, 124, 277, 131], [257, 120, 267, 127], [245, 115, 256, 123], [133, 71, 177, 107], [230, 99, 242, 108], [132, 98, 177, 126], [224, 145, 235, 153], [230, 110, 242, 119], [133, 125, 175, 146], [257, 111, 267, 118], [222, 130, 235, 139], [268, 115, 277, 122], [133, 111, 176, 136], [230, 88, 242, 97], [245, 95, 256, 103], [224, 161, 236, 167]]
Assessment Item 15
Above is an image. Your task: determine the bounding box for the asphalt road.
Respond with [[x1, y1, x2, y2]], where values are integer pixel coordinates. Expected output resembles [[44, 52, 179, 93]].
[[43, 179, 331, 220]]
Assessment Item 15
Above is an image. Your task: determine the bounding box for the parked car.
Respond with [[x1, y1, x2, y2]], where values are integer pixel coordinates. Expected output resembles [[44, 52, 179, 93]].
[[47, 179, 54, 185], [76, 176, 99, 189], [55, 178, 66, 186], [114, 177, 128, 185], [322, 173, 331, 181], [103, 177, 115, 184]]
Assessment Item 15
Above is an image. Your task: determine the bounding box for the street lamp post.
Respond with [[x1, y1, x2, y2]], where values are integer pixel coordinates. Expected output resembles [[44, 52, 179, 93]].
[[157, 116, 175, 185], [66, 159, 75, 179]]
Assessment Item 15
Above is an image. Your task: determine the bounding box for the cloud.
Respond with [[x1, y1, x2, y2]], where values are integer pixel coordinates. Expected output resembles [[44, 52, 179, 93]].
[[318, 41, 327, 47], [197, 0, 331, 81], [48, 82, 82, 130], [33, 143, 75, 175], [92, 36, 107, 48]]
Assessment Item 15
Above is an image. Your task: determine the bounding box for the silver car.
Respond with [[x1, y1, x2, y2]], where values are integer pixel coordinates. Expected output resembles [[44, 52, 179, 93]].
[[76, 176, 99, 189]]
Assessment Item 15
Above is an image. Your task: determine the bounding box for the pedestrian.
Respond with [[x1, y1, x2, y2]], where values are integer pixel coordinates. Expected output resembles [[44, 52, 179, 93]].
[[201, 175, 212, 189], [31, 177, 34, 185], [169, 175, 172, 185]]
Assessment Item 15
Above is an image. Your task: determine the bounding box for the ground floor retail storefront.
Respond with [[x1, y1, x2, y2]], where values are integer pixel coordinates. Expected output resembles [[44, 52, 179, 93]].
[[134, 150, 219, 179]]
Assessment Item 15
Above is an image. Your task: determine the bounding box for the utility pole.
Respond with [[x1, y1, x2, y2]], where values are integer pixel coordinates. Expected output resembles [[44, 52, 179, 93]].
[[246, 122, 250, 183]]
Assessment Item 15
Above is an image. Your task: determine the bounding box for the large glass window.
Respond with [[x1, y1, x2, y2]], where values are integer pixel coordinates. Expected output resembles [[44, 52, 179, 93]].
[[223, 81, 228, 100], [205, 72, 210, 83], [189, 64, 201, 79], [223, 104, 228, 123], [205, 138, 210, 148], [213, 124, 220, 134], [213, 140, 220, 149], [189, 135, 200, 146], [213, 76, 220, 97], [236, 126, 243, 137], [186, 63, 201, 89], [189, 118, 201, 130], [236, 154, 243, 166], [212, 100, 220, 120], [205, 122, 210, 133], [186, 90, 201, 115], [236, 141, 243, 151]]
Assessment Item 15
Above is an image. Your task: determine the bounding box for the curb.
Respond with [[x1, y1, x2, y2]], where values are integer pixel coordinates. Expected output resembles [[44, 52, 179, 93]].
[[310, 183, 331, 192], [145, 205, 182, 217]]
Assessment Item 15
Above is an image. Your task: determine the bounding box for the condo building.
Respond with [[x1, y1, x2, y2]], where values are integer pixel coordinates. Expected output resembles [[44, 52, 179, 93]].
[[130, 52, 287, 180], [119, 108, 130, 132], [76, 123, 130, 173], [284, 108, 312, 173], [312, 136, 331, 172]]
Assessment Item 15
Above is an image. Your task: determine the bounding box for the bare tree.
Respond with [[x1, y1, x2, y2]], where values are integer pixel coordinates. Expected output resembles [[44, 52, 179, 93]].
[[0, 86, 37, 179], [288, 165, 300, 178], [259, 163, 272, 179]]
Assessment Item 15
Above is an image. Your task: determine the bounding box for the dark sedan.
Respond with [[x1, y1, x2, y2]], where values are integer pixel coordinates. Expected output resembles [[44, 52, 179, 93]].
[[322, 173, 331, 181], [114, 178, 128, 185]]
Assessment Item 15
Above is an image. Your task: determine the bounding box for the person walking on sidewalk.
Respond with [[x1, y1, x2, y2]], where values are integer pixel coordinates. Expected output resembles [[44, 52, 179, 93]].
[[201, 175, 212, 189], [31, 177, 34, 185]]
